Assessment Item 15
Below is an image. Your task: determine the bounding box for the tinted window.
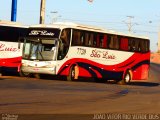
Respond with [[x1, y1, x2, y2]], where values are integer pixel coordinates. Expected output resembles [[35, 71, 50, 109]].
[[128, 38, 150, 52], [71, 29, 150, 53], [0, 26, 26, 42], [120, 37, 128, 51], [108, 35, 120, 49], [58, 28, 71, 60]]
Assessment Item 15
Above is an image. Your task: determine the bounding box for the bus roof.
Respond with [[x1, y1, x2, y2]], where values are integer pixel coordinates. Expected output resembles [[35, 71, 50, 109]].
[[29, 22, 149, 40], [0, 20, 28, 28]]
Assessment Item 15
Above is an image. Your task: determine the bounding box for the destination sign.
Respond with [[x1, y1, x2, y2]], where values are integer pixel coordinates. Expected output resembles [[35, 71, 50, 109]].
[[27, 28, 60, 38], [29, 30, 54, 36]]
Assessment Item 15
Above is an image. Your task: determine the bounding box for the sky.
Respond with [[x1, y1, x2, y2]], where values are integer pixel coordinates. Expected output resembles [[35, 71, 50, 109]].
[[0, 0, 160, 52]]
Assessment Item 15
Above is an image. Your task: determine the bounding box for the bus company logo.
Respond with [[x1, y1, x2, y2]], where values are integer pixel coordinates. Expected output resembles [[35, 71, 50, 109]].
[[29, 30, 55, 36], [90, 49, 116, 59], [0, 43, 20, 52]]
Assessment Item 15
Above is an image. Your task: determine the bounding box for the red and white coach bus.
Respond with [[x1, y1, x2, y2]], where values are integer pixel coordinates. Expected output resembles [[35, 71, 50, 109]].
[[20, 22, 150, 84], [0, 21, 27, 75]]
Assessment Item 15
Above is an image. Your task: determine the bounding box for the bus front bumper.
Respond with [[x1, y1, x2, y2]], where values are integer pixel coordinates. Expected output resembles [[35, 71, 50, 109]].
[[21, 66, 56, 75]]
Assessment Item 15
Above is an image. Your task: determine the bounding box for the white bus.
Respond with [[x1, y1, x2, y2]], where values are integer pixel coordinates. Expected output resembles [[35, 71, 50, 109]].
[[20, 22, 150, 84], [0, 20, 27, 75]]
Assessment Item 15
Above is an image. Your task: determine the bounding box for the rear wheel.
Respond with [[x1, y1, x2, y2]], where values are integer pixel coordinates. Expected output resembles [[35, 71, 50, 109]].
[[0, 67, 2, 76], [118, 71, 131, 85]]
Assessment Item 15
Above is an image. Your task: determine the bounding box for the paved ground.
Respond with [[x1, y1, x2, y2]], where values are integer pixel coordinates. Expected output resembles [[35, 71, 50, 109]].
[[0, 63, 159, 120]]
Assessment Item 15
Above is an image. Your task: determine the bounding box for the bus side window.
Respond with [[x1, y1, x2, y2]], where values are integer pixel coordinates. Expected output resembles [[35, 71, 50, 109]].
[[115, 36, 120, 49], [72, 30, 77, 45], [140, 40, 145, 52], [103, 34, 107, 48], [99, 34, 104, 48], [72, 30, 81, 46], [120, 37, 128, 51], [135, 39, 140, 52], [140, 40, 149, 52], [85, 32, 89, 46], [129, 39, 136, 51], [93, 33, 97, 47], [60, 29, 71, 46], [109, 36, 114, 49], [145, 40, 150, 52], [60, 30, 67, 42], [88, 33, 94, 47], [80, 31, 85, 46], [96, 34, 100, 48], [58, 29, 71, 60], [109, 35, 119, 49], [99, 34, 107, 48]]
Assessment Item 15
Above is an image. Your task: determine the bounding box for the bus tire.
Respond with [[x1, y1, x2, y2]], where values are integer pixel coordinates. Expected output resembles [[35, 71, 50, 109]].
[[0, 67, 2, 76], [19, 70, 31, 77], [67, 65, 76, 81], [118, 71, 131, 85], [34, 73, 41, 79]]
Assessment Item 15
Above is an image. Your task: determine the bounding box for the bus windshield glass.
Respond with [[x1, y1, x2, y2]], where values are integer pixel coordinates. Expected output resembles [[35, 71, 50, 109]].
[[22, 28, 60, 61], [23, 38, 58, 61]]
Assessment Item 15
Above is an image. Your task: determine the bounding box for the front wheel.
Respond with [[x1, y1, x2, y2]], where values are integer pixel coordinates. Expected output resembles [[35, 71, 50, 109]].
[[118, 71, 131, 85], [34, 73, 41, 79], [67, 65, 80, 81], [67, 66, 75, 81], [19, 69, 31, 77]]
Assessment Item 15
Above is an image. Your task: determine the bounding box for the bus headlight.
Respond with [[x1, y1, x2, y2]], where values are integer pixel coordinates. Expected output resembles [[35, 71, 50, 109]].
[[22, 63, 29, 67]]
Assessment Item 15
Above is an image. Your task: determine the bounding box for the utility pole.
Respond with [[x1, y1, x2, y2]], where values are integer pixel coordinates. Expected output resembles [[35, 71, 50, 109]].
[[39, 0, 46, 24], [123, 16, 138, 33], [50, 11, 61, 23], [127, 16, 134, 32], [11, 0, 17, 22]]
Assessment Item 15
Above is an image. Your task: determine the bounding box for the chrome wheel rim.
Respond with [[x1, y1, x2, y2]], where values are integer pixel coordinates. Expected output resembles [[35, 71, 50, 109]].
[[71, 69, 75, 78], [125, 74, 130, 83]]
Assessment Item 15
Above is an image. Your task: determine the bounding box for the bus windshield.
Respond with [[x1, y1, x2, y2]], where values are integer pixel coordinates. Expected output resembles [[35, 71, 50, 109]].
[[23, 38, 58, 61]]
